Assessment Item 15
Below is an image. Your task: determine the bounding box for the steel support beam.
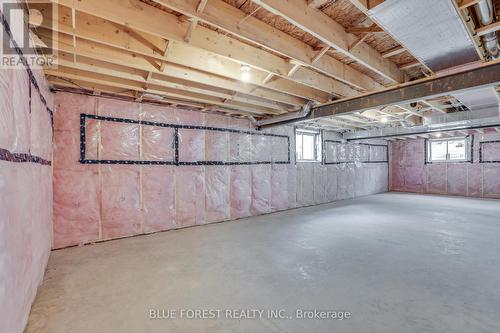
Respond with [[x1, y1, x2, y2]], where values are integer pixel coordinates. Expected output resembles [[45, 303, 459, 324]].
[[311, 61, 500, 119], [258, 60, 500, 128]]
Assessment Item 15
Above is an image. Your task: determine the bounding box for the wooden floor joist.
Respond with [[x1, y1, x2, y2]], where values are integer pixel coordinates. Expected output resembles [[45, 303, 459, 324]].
[[382, 46, 406, 58], [476, 21, 500, 37], [50, 0, 367, 100], [121, 0, 383, 91], [41, 34, 309, 111], [36, 0, 435, 121], [457, 0, 481, 10], [46, 67, 283, 115], [38, 26, 320, 105], [245, 0, 403, 83]]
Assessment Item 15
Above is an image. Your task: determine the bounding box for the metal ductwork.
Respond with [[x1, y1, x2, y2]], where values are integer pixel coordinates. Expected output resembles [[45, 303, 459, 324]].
[[344, 116, 500, 140], [367, 0, 480, 72], [251, 101, 315, 129], [451, 86, 500, 117], [475, 0, 499, 59]]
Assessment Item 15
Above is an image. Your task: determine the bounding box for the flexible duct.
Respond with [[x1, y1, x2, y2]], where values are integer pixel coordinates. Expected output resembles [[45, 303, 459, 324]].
[[475, 0, 500, 59]]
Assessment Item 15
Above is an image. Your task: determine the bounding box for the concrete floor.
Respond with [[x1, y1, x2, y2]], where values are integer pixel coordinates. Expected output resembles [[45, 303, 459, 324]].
[[25, 193, 500, 333]]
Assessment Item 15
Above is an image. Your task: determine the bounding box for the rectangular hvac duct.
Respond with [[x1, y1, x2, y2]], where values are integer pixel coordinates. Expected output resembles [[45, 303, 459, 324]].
[[452, 87, 500, 115], [368, 0, 480, 72]]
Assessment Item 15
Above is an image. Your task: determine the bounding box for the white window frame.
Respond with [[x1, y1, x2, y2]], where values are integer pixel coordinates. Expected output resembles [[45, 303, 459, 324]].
[[426, 137, 469, 163], [295, 128, 322, 163]]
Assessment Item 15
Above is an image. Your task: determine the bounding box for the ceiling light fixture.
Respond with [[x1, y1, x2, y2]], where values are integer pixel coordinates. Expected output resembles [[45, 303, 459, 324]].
[[240, 65, 252, 81], [381, 117, 388, 123]]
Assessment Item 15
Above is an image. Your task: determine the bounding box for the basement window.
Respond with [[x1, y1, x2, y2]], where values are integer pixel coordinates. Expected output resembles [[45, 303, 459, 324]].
[[296, 128, 322, 162], [427, 138, 468, 163]]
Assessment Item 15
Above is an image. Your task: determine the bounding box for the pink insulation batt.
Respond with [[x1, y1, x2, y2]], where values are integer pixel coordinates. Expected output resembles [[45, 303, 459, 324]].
[[51, 92, 389, 249], [390, 136, 500, 198], [0, 65, 53, 333]]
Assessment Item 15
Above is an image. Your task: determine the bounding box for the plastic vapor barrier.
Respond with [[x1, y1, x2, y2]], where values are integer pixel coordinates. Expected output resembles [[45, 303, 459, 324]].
[[52, 92, 389, 249], [0, 13, 54, 333], [390, 132, 500, 198]]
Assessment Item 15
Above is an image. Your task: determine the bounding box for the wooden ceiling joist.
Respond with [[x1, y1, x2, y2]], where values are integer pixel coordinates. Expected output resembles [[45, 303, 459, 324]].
[[38, 33, 311, 112], [46, 67, 282, 115], [399, 61, 422, 70], [307, 0, 332, 8], [249, 0, 402, 83], [49, 0, 368, 101], [381, 46, 406, 58], [47, 2, 361, 101], [457, 0, 481, 10], [419, 100, 447, 114], [118, 0, 383, 91], [476, 21, 500, 37], [38, 27, 319, 106], [395, 105, 426, 118], [346, 26, 384, 34], [50, 77, 253, 117], [38, 0, 422, 119], [349, 0, 386, 11]]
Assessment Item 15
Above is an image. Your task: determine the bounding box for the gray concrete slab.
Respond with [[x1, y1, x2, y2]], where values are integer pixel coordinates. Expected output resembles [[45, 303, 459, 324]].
[[25, 193, 500, 333]]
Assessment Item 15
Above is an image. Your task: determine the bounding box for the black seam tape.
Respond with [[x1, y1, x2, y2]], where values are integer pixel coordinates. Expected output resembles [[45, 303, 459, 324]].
[[0, 148, 51, 165], [479, 140, 500, 163], [0, 10, 54, 127], [80, 114, 291, 166]]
